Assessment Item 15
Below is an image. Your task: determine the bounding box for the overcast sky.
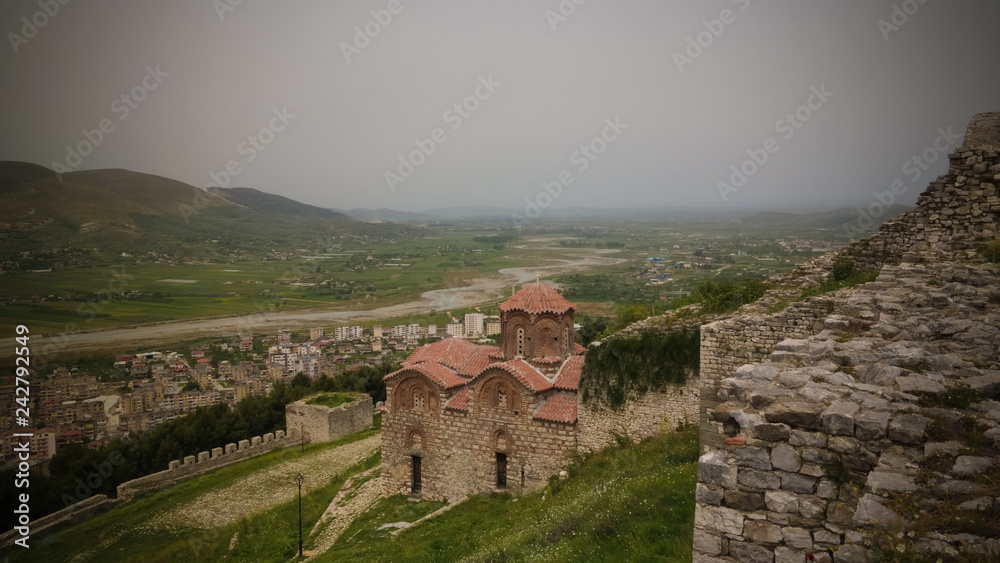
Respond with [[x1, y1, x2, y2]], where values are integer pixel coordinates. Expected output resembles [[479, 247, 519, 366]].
[[2, 0, 998, 213]]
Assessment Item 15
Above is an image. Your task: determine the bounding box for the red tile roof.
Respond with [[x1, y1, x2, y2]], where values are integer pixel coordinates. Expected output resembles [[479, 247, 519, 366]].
[[484, 360, 553, 393], [499, 283, 575, 315], [384, 362, 468, 389], [403, 338, 478, 371], [533, 394, 578, 424], [457, 346, 501, 377], [553, 355, 584, 391], [444, 388, 470, 411], [574, 342, 587, 355]]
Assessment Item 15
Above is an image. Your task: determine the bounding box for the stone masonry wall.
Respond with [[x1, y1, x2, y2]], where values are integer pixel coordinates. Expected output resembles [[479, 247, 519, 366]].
[[382, 373, 576, 502], [577, 375, 700, 453], [700, 299, 836, 453], [285, 392, 373, 444], [692, 112, 1000, 562], [116, 428, 297, 502]]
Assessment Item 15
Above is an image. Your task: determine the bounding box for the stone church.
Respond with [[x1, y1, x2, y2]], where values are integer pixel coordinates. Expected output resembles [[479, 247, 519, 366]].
[[381, 283, 585, 500]]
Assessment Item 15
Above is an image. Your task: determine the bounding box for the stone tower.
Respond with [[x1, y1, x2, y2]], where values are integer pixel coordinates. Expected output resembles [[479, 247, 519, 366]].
[[499, 283, 576, 372]]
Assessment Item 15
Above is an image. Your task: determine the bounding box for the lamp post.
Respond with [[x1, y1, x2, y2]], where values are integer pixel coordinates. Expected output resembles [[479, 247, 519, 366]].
[[296, 472, 304, 557], [300, 422, 304, 453]]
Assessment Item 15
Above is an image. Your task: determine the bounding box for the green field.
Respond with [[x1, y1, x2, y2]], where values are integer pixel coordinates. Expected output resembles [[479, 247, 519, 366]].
[[1, 221, 842, 340]]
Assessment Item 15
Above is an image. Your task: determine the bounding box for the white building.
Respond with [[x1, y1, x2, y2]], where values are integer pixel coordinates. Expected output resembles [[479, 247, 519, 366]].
[[446, 323, 464, 337], [464, 313, 484, 338], [334, 325, 364, 342], [484, 315, 501, 336], [427, 324, 437, 336], [373, 325, 383, 339], [309, 327, 324, 341]]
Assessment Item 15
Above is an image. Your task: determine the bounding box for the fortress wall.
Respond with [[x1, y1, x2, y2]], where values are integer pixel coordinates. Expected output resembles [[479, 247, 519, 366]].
[[116, 428, 298, 502], [285, 393, 373, 444]]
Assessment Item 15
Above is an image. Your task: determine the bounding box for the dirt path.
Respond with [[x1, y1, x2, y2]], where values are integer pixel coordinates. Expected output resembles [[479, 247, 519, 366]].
[[141, 435, 380, 532], [304, 468, 383, 560]]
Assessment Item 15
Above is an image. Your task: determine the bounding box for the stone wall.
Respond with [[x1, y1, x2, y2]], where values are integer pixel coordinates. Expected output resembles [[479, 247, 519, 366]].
[[692, 112, 1000, 562], [285, 393, 373, 444], [382, 372, 576, 502], [577, 376, 699, 452], [699, 299, 836, 453], [116, 428, 297, 501], [843, 112, 1000, 270], [0, 494, 111, 549]]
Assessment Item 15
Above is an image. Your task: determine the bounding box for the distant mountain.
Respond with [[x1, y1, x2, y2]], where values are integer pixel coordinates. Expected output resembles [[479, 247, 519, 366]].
[[0, 162, 417, 257], [734, 205, 913, 230], [334, 208, 436, 223]]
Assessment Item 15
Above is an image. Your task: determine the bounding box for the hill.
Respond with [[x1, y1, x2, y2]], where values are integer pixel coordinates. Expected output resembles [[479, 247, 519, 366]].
[[6, 423, 697, 562], [0, 162, 418, 258]]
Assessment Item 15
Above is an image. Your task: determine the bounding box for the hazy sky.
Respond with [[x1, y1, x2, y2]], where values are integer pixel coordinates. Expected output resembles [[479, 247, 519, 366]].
[[2, 1, 999, 213]]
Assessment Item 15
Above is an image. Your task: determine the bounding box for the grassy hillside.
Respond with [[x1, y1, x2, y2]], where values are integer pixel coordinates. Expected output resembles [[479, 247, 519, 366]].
[[0, 161, 417, 258], [315, 425, 699, 563], [6, 424, 698, 562]]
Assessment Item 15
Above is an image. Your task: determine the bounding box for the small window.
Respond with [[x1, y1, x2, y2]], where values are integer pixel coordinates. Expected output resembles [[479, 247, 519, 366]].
[[411, 455, 422, 493], [496, 453, 507, 489]]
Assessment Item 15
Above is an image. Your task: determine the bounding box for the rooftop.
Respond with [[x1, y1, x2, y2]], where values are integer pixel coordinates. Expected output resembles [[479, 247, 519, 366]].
[[499, 283, 575, 315]]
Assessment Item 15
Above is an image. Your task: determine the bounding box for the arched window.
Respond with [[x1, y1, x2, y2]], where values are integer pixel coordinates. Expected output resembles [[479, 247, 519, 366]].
[[516, 327, 525, 357], [497, 388, 507, 409], [412, 389, 425, 410], [563, 326, 570, 354]]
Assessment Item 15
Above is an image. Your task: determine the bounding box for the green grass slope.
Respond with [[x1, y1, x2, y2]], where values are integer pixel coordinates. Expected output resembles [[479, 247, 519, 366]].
[[317, 425, 699, 563], [0, 161, 419, 257]]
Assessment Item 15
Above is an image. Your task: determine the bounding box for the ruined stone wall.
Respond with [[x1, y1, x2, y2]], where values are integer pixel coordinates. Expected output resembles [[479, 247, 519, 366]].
[[692, 112, 1000, 562], [285, 393, 373, 443], [577, 376, 700, 453], [699, 299, 835, 453], [116, 429, 297, 501], [844, 114, 1000, 270], [382, 375, 576, 502], [0, 494, 111, 549]]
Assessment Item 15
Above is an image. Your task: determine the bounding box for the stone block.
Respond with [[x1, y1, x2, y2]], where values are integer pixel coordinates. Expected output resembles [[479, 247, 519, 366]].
[[789, 429, 827, 448], [275, 430, 286, 440], [855, 411, 890, 441], [953, 456, 993, 477], [168, 460, 181, 470], [781, 472, 817, 494], [238, 439, 250, 450], [866, 471, 916, 494], [739, 469, 780, 490], [198, 451, 209, 463], [766, 401, 822, 430], [852, 494, 901, 528], [724, 490, 765, 511], [753, 423, 790, 442], [251, 436, 262, 447], [211, 447, 223, 459], [183, 455, 196, 466], [693, 529, 722, 556], [733, 447, 772, 470], [888, 414, 930, 444], [771, 444, 801, 472], [821, 401, 859, 436], [744, 520, 782, 543], [225, 443, 237, 454], [776, 546, 805, 563], [781, 526, 812, 549], [694, 505, 744, 536], [730, 540, 774, 563], [696, 483, 724, 505], [828, 436, 859, 454], [698, 451, 737, 489], [765, 490, 799, 513]]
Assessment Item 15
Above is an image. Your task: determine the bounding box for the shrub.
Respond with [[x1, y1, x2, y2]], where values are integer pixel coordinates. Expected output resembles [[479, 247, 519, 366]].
[[982, 240, 1000, 263]]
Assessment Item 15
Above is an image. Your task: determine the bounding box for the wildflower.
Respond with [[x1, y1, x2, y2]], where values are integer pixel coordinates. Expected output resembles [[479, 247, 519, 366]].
[[896, 544, 905, 553]]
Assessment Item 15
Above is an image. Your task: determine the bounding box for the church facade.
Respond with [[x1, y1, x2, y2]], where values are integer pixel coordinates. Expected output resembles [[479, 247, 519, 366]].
[[380, 283, 585, 501]]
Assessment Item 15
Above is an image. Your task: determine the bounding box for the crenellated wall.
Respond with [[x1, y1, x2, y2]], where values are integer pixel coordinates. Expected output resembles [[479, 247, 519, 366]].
[[116, 428, 298, 501]]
